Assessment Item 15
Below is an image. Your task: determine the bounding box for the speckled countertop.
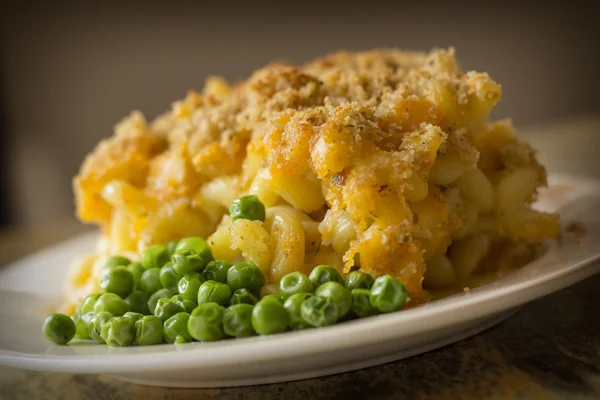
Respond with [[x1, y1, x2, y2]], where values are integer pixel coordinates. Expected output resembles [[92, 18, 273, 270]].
[[1, 223, 600, 400]]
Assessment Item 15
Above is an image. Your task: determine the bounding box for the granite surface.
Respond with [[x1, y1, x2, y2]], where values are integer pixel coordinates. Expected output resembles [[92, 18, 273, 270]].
[[2, 257, 600, 398]]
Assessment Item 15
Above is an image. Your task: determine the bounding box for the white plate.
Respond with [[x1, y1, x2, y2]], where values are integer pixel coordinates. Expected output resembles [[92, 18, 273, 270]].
[[1, 173, 600, 388]]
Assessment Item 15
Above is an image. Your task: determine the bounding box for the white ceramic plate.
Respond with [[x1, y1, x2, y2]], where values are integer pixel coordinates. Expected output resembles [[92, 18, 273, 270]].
[[1, 173, 599, 388]]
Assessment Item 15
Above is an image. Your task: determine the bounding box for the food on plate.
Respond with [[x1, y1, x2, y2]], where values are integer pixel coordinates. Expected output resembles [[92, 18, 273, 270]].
[[48, 47, 560, 345]]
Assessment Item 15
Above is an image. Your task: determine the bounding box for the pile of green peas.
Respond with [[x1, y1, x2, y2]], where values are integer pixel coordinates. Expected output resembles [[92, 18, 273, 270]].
[[43, 195, 409, 346]]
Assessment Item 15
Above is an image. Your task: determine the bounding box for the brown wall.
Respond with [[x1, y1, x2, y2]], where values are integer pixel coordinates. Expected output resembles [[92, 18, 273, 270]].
[[1, 1, 598, 226]]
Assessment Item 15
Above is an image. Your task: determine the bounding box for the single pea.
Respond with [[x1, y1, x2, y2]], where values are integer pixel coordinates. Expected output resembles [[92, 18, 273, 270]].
[[139, 267, 162, 295], [135, 315, 163, 345], [227, 260, 265, 293], [88, 311, 113, 343], [369, 275, 408, 313], [141, 244, 170, 270], [78, 294, 101, 315], [344, 271, 375, 291], [309, 265, 344, 288], [42, 313, 76, 345], [188, 303, 225, 342], [172, 294, 197, 313], [203, 260, 231, 283], [154, 297, 185, 322], [251, 298, 288, 335], [230, 288, 259, 306], [314, 281, 352, 318], [124, 290, 150, 315], [175, 237, 214, 265], [279, 272, 313, 299], [160, 262, 183, 291], [166, 240, 179, 257], [351, 288, 379, 317], [104, 256, 132, 270], [178, 272, 205, 302], [197, 280, 232, 307], [223, 304, 255, 338], [93, 293, 129, 316], [147, 288, 176, 315], [123, 311, 145, 325], [163, 312, 192, 344], [261, 294, 283, 304], [172, 252, 206, 275], [100, 316, 135, 347], [99, 266, 135, 299], [127, 262, 145, 288], [73, 312, 94, 339], [283, 292, 312, 330], [300, 295, 338, 327], [230, 195, 266, 222]]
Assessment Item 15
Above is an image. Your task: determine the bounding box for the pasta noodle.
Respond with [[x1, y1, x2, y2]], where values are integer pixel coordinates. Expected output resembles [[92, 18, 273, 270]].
[[65, 48, 561, 311], [229, 219, 272, 279], [265, 207, 307, 282]]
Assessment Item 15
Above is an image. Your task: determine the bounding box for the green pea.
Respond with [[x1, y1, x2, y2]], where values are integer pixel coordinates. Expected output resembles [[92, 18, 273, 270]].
[[251, 298, 288, 335], [88, 311, 113, 343], [124, 290, 150, 315], [279, 272, 313, 299], [172, 252, 205, 275], [230, 288, 259, 306], [147, 288, 176, 315], [99, 266, 135, 299], [142, 244, 170, 270], [309, 265, 344, 288], [175, 237, 214, 264], [283, 293, 312, 330], [93, 293, 129, 316], [73, 312, 94, 339], [154, 297, 185, 322], [344, 271, 375, 291], [203, 260, 231, 283], [172, 294, 197, 313], [197, 280, 232, 307], [188, 303, 225, 342], [78, 294, 101, 316], [160, 262, 183, 291], [139, 267, 162, 295], [230, 195, 266, 222], [127, 262, 145, 288], [223, 304, 255, 338], [351, 288, 379, 317], [123, 312, 145, 325], [100, 316, 135, 347], [135, 315, 163, 345], [369, 275, 407, 313], [163, 312, 192, 344], [166, 240, 179, 257], [300, 296, 338, 327], [178, 272, 205, 302], [314, 281, 352, 318], [104, 256, 132, 270], [227, 260, 265, 293], [42, 313, 76, 345]]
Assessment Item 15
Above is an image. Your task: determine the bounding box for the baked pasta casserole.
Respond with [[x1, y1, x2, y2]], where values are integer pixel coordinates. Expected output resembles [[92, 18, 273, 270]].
[[64, 48, 560, 312]]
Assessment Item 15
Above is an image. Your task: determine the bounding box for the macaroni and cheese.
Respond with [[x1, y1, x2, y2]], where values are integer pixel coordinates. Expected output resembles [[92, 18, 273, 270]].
[[64, 48, 560, 312]]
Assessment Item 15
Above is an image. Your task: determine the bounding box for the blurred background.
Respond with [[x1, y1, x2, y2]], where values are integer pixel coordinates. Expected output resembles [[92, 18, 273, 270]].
[[0, 0, 598, 229]]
